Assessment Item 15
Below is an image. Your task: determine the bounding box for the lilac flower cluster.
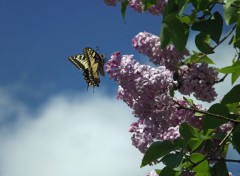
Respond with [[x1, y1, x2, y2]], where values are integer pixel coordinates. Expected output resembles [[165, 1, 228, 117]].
[[104, 0, 167, 15], [106, 52, 204, 153], [178, 63, 218, 102], [129, 0, 168, 15], [132, 32, 189, 71], [103, 0, 119, 6], [106, 52, 174, 118], [128, 99, 202, 152]]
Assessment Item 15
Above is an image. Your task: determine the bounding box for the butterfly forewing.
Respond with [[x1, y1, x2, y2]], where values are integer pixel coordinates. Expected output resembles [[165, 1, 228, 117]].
[[68, 55, 87, 71], [84, 47, 105, 76], [68, 54, 96, 87]]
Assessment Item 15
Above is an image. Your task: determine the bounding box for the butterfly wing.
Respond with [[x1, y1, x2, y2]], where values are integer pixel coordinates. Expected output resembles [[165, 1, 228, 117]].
[[68, 47, 105, 88], [84, 47, 105, 85], [68, 54, 97, 87]]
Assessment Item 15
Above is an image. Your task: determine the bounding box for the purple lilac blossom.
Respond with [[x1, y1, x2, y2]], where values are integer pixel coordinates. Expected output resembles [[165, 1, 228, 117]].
[[132, 32, 189, 71], [128, 99, 202, 153], [106, 52, 202, 153], [178, 63, 218, 102], [106, 51, 174, 119], [129, 0, 168, 15], [106, 51, 232, 167], [104, 0, 167, 15], [104, 0, 119, 6]]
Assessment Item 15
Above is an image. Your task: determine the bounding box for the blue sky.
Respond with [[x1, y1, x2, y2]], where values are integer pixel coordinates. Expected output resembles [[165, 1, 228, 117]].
[[0, 1, 239, 176], [0, 0, 162, 101]]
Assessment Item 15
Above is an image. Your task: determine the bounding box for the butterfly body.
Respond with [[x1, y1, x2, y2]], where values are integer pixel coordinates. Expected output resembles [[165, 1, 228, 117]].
[[68, 47, 105, 88]]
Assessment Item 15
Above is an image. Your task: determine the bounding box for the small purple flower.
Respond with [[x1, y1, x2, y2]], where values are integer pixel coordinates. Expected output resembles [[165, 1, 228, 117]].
[[132, 32, 189, 71], [104, 0, 119, 6], [178, 63, 218, 102], [129, 0, 168, 15]]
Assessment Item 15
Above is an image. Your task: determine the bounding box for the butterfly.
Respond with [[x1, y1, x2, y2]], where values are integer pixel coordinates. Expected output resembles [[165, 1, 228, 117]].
[[68, 47, 105, 88]]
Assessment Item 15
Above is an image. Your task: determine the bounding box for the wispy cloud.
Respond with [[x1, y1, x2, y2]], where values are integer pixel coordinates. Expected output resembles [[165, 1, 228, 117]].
[[0, 90, 158, 176]]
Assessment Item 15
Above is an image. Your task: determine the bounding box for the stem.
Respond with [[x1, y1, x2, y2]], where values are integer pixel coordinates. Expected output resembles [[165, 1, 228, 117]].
[[212, 25, 236, 50], [215, 74, 228, 83], [217, 1, 240, 9], [173, 100, 240, 124], [210, 158, 240, 163]]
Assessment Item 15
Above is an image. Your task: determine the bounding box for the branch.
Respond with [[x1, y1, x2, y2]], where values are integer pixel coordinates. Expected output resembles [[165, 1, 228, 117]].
[[212, 25, 236, 50], [210, 158, 240, 163], [173, 100, 240, 124], [215, 74, 228, 83], [217, 1, 240, 9]]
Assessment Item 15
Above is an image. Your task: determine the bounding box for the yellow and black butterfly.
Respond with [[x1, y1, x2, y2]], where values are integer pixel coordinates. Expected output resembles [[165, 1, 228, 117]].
[[68, 47, 105, 88]]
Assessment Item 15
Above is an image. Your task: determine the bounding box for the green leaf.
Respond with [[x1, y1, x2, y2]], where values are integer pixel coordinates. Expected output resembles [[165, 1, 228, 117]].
[[178, 0, 190, 16], [173, 138, 186, 148], [218, 60, 240, 83], [226, 103, 240, 113], [184, 51, 214, 64], [222, 142, 230, 158], [161, 0, 190, 50], [183, 97, 194, 106], [179, 123, 207, 151], [195, 112, 204, 117], [188, 138, 204, 152], [191, 0, 212, 11], [141, 141, 175, 167], [211, 161, 228, 176], [171, 16, 190, 51], [141, 0, 157, 11], [179, 16, 191, 25], [232, 69, 240, 84], [203, 103, 229, 130], [121, 0, 128, 22], [235, 15, 240, 48], [162, 0, 179, 17], [229, 35, 235, 45], [218, 60, 240, 74], [223, 0, 240, 25], [161, 151, 183, 168], [190, 130, 213, 151], [155, 169, 161, 175], [221, 84, 240, 104], [192, 12, 223, 44], [179, 122, 196, 141], [159, 166, 176, 176], [232, 125, 240, 154], [190, 153, 210, 174], [195, 33, 214, 54], [163, 13, 190, 51], [210, 12, 223, 43], [160, 23, 172, 48]]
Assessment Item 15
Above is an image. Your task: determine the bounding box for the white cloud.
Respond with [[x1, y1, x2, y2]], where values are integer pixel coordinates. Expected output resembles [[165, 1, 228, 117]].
[[0, 90, 158, 176]]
